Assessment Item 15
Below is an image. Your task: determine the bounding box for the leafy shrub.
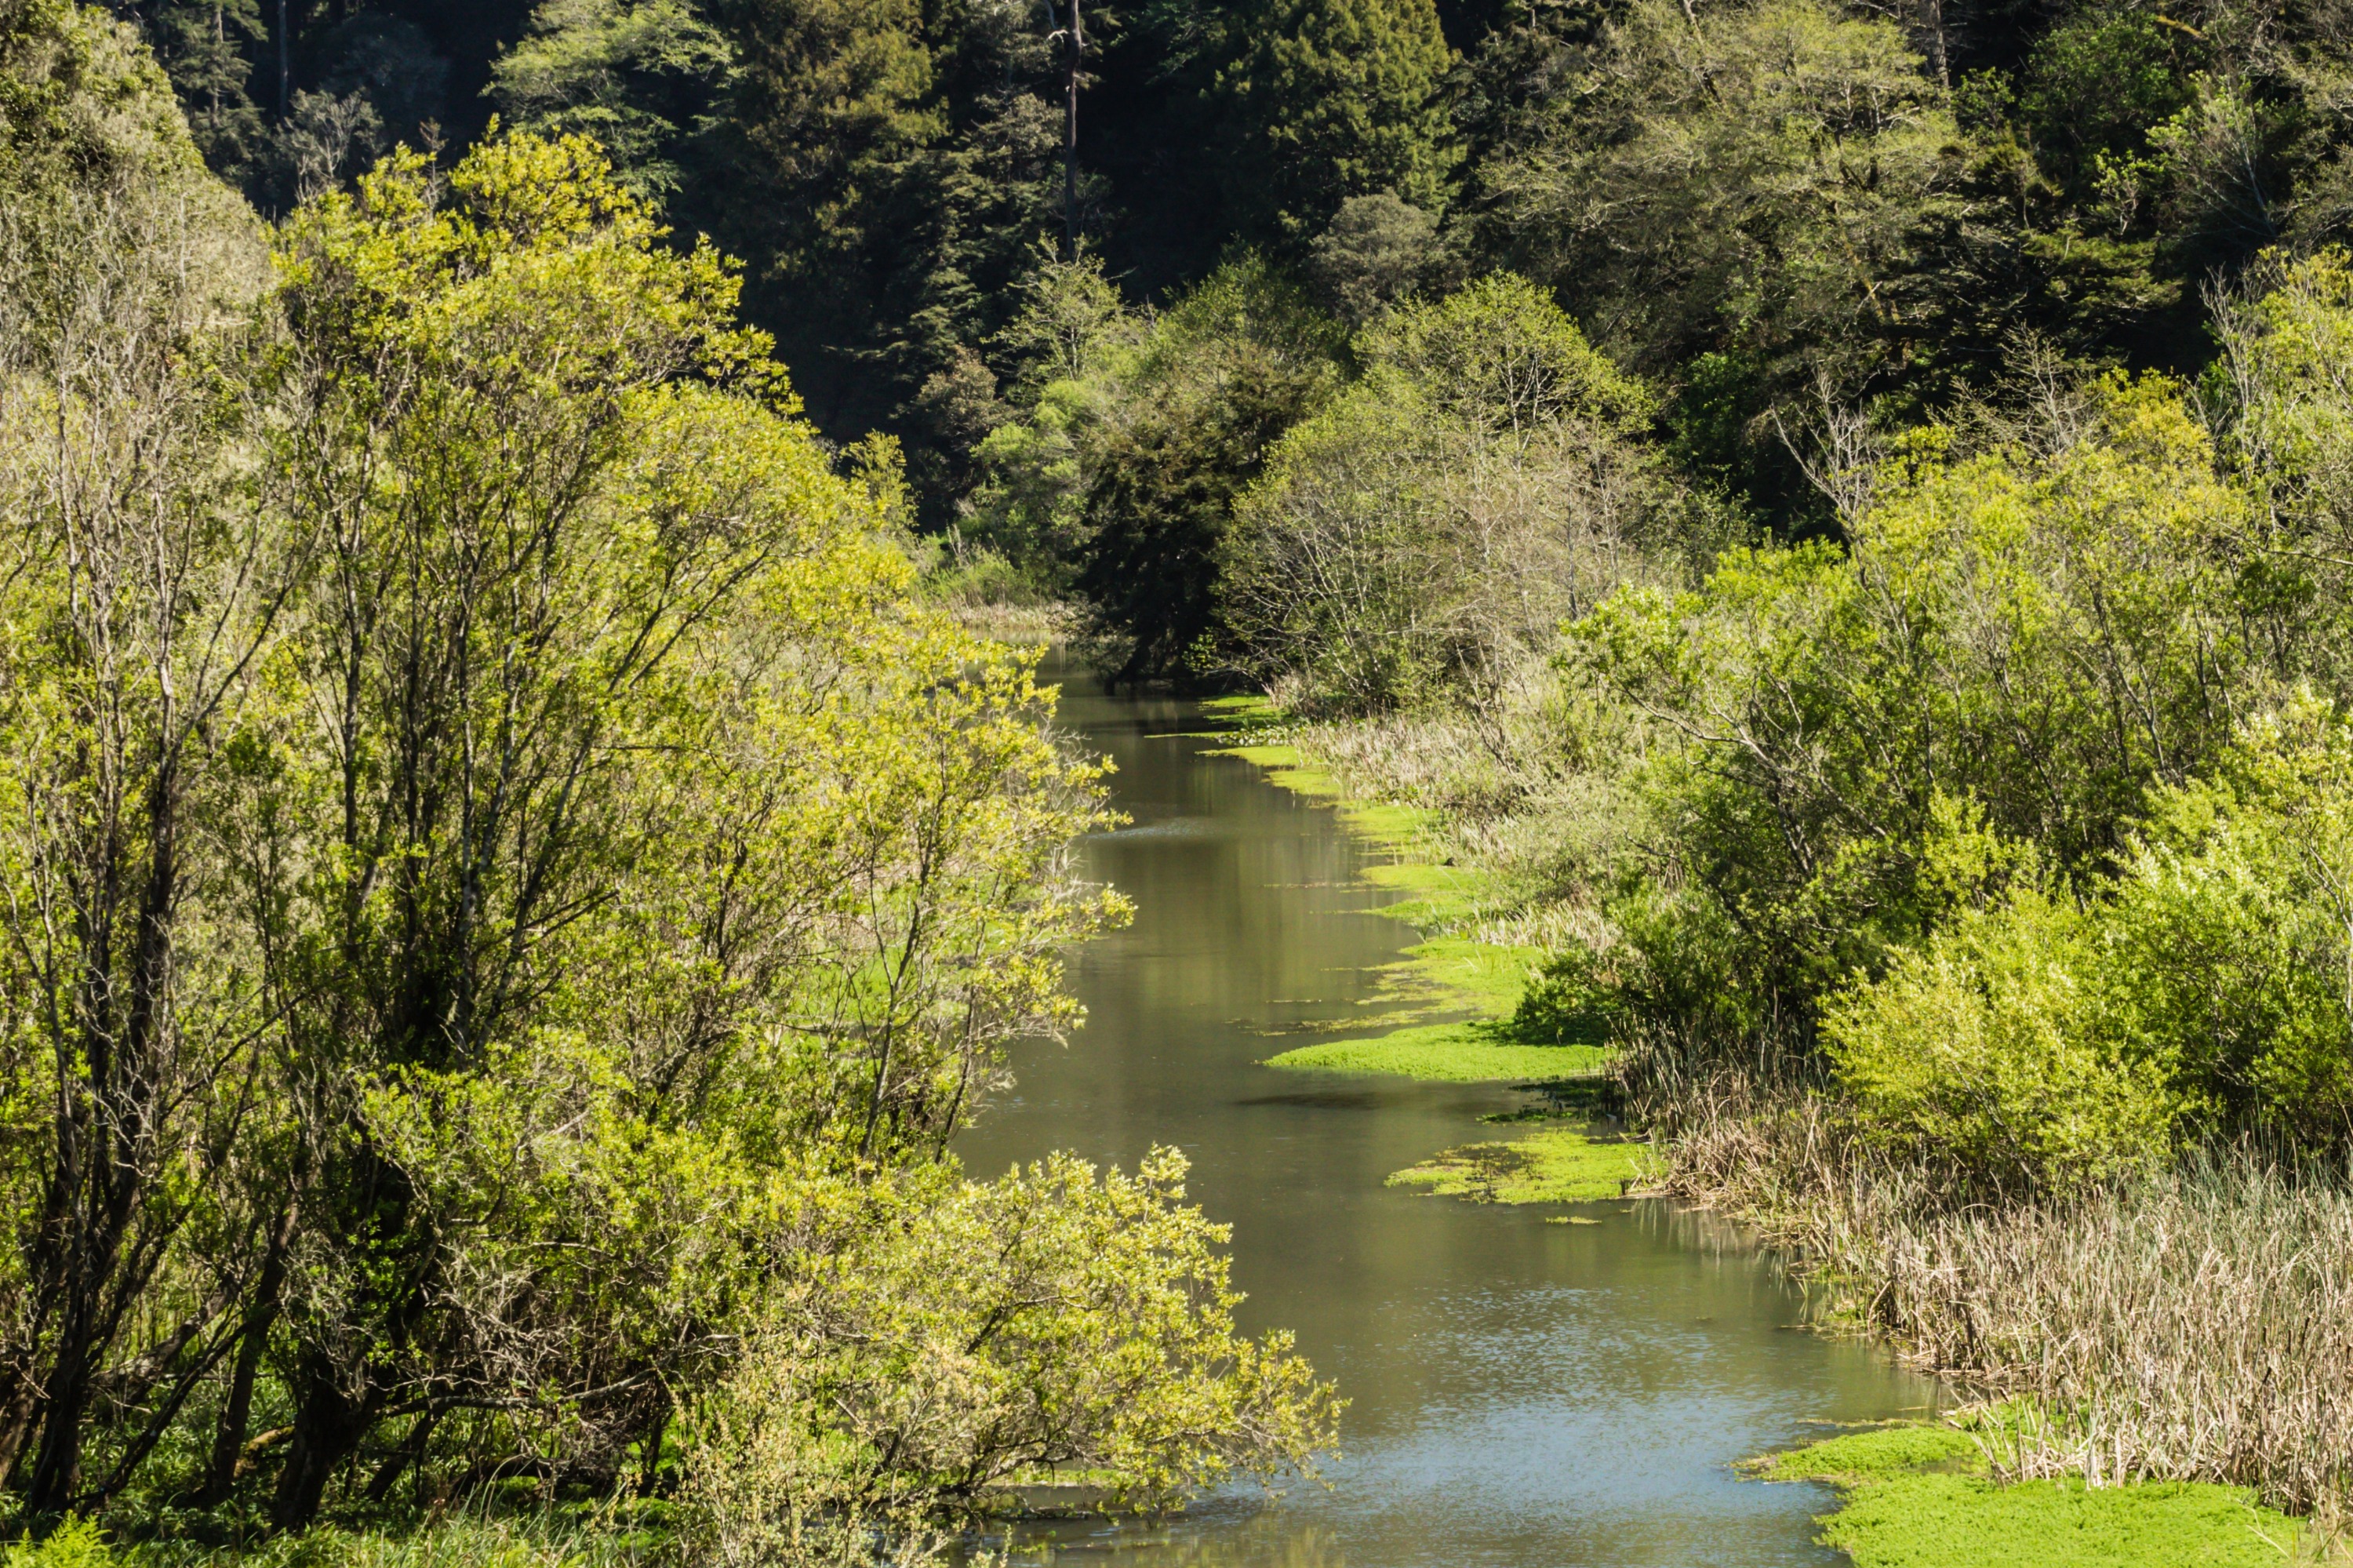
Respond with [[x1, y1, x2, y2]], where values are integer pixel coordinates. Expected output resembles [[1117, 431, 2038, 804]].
[[682, 1151, 1337, 1563], [2101, 700, 2353, 1140], [1824, 702, 2353, 1183], [1823, 885, 2184, 1191], [1511, 944, 1624, 1045]]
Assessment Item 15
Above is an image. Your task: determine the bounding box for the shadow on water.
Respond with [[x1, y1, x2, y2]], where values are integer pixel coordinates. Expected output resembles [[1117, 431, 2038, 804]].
[[955, 653, 1941, 1568]]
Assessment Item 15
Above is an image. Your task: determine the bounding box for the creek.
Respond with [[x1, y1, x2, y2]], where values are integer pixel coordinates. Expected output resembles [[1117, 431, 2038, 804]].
[[955, 656, 1941, 1566]]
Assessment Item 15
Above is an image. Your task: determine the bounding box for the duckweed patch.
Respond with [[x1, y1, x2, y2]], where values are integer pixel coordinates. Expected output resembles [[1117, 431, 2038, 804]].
[[1759, 1423, 1988, 1483], [1264, 1023, 1608, 1082], [1824, 1474, 2312, 1567], [1198, 694, 1280, 724], [1392, 934, 1541, 1013], [1206, 743, 1340, 800], [1758, 1423, 2325, 1567], [1387, 1124, 1657, 1202], [1256, 932, 1577, 1080]]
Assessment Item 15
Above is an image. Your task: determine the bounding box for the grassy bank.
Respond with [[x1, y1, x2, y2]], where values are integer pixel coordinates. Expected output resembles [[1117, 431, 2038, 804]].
[[1204, 717, 1601, 1086]]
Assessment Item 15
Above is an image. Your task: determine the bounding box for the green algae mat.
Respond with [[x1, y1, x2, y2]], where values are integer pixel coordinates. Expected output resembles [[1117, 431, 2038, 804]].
[[1201, 737, 1605, 1086], [1386, 1123, 1657, 1202], [1264, 1023, 1608, 1083], [1758, 1424, 2321, 1567]]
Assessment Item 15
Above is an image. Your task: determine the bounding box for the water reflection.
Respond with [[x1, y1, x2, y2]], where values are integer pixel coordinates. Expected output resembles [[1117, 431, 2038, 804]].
[[957, 655, 1940, 1566]]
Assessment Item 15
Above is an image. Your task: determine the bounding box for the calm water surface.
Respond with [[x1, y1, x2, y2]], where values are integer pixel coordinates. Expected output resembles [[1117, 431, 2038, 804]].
[[955, 657, 1940, 1567]]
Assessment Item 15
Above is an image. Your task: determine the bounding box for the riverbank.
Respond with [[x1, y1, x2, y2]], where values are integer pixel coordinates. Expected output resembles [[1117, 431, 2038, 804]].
[[1206, 696, 2353, 1564], [1195, 701, 1635, 1199]]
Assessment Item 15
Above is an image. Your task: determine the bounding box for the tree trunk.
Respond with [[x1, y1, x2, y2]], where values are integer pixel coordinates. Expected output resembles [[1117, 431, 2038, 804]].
[[202, 1218, 290, 1505], [25, 765, 181, 1517], [271, 1348, 373, 1528], [1922, 0, 1950, 89], [1064, 0, 1083, 259]]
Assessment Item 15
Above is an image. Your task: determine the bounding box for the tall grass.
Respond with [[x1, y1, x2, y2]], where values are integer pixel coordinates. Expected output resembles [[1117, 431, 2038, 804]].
[[1633, 1051, 2353, 1526], [1276, 693, 1635, 954], [107, 1517, 667, 1568]]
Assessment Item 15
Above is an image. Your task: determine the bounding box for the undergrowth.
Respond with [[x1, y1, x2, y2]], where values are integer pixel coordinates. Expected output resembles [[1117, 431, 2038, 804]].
[[1644, 1056, 2353, 1530]]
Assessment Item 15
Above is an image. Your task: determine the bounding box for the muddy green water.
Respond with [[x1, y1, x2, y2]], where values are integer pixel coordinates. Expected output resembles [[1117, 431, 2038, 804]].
[[955, 660, 1941, 1566]]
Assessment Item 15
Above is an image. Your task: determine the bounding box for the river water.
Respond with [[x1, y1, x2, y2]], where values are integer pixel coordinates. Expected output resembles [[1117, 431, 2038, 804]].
[[955, 659, 1940, 1568]]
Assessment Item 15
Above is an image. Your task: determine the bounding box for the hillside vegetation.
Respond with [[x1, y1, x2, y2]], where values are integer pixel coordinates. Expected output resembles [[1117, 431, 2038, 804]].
[[16, 0, 2353, 1556]]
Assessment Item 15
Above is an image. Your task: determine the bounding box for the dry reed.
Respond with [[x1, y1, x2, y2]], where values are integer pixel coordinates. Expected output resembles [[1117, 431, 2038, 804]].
[[1637, 1061, 2353, 1525], [1278, 695, 1634, 952]]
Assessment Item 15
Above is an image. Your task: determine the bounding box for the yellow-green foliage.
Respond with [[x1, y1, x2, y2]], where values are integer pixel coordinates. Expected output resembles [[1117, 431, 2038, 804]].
[[1827, 699, 2353, 1181], [0, 0, 212, 184], [1799, 260, 2353, 1187], [1573, 372, 2260, 1104], [1, 1520, 112, 1568], [2, 1515, 685, 1566], [1387, 1124, 1655, 1202], [237, 132, 1158, 1512], [1823, 884, 2183, 1190], [32, 1519, 663, 1566], [2223, 248, 2353, 578], [685, 1149, 1339, 1559], [2099, 699, 2353, 1138]]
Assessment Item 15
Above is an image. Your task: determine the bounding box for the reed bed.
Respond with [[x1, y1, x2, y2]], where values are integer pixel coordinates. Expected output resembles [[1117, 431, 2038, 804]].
[[1635, 1059, 2353, 1525]]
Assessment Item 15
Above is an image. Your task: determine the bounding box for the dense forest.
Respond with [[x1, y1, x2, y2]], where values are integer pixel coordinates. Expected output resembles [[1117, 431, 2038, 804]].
[[12, 0, 2353, 1556], [121, 0, 2340, 537]]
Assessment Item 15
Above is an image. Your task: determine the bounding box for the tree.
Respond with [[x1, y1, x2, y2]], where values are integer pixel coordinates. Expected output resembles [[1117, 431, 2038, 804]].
[[1068, 258, 1342, 685], [233, 129, 1130, 1523], [1305, 190, 1456, 326], [1209, 0, 1461, 240], [0, 0, 277, 1512], [1223, 275, 1683, 711], [1476, 0, 1959, 391], [487, 0, 736, 198], [703, 0, 1069, 508], [962, 247, 1141, 585]]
